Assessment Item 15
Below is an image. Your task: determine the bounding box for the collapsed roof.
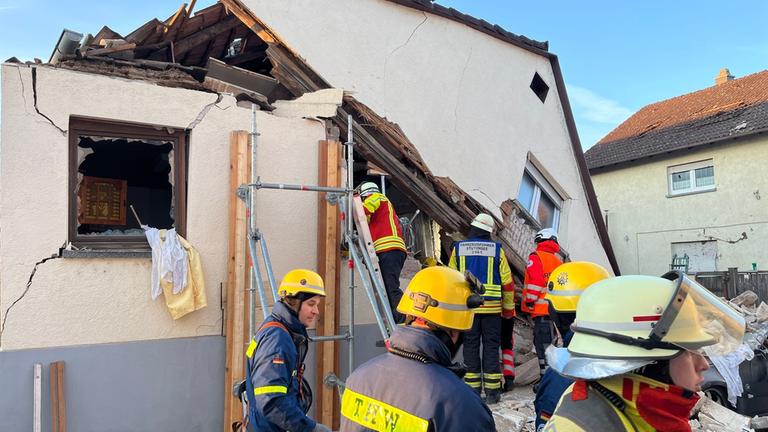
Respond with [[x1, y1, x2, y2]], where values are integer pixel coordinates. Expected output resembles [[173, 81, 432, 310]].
[[33, 0, 618, 276]]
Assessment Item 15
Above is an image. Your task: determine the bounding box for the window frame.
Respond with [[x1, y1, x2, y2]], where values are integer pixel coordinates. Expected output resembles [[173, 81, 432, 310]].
[[68, 117, 187, 250], [518, 164, 564, 231], [667, 159, 715, 197]]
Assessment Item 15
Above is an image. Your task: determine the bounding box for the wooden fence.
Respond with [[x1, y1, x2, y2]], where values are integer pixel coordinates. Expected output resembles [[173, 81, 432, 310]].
[[694, 268, 768, 301]]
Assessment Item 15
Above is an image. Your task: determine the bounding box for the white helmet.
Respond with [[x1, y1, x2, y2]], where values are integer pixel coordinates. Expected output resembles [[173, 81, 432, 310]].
[[358, 182, 380, 197], [548, 272, 745, 380], [535, 228, 557, 243], [470, 213, 494, 233]]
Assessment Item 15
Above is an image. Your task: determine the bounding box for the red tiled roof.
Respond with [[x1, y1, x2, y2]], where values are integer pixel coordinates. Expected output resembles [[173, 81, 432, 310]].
[[600, 70, 768, 144], [586, 70, 768, 170]]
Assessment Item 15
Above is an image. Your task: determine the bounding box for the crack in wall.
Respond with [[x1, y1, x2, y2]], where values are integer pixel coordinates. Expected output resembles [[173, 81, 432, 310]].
[[0, 252, 61, 348], [454, 47, 473, 133], [383, 12, 428, 85], [31, 67, 67, 135], [16, 66, 32, 115], [186, 93, 229, 130]]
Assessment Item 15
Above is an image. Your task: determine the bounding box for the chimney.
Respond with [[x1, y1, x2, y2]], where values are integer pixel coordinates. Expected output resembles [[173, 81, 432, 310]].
[[715, 68, 734, 86]]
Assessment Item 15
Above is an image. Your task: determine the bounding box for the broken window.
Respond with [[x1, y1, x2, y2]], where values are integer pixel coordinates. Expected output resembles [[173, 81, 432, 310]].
[[69, 118, 187, 249], [517, 164, 563, 231]]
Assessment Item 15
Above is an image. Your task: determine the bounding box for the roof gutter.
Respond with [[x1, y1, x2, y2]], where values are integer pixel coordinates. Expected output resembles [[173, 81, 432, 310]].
[[548, 53, 621, 275]]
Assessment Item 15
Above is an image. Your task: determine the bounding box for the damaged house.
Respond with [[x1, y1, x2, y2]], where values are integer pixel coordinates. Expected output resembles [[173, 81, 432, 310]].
[[0, 0, 617, 430]]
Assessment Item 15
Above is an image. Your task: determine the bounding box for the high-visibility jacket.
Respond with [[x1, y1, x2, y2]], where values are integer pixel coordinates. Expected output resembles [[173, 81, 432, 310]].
[[521, 240, 562, 318], [340, 325, 495, 432], [362, 192, 406, 253], [245, 301, 315, 432], [448, 237, 514, 315], [544, 374, 699, 432]]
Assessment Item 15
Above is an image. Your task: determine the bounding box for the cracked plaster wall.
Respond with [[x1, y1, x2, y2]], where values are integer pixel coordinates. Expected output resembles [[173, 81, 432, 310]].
[[245, 0, 613, 269], [591, 137, 768, 275], [0, 64, 324, 350]]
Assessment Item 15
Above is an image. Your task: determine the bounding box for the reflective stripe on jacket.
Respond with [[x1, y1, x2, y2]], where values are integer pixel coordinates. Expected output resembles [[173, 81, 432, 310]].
[[543, 381, 635, 432], [522, 242, 562, 317], [363, 192, 406, 253], [448, 238, 513, 314], [340, 326, 495, 432], [245, 301, 315, 432]]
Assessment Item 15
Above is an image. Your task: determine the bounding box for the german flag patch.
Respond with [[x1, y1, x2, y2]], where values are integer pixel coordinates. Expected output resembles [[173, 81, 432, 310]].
[[272, 357, 285, 365]]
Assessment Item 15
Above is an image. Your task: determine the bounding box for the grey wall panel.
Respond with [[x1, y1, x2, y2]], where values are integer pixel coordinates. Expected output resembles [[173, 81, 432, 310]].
[[0, 336, 224, 432]]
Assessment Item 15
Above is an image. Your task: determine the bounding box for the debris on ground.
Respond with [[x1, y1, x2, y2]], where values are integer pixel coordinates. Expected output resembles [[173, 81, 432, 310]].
[[492, 385, 536, 432]]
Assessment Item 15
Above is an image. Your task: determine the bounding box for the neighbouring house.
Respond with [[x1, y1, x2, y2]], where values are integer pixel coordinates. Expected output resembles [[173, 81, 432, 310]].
[[0, 1, 617, 430], [586, 68, 768, 281]]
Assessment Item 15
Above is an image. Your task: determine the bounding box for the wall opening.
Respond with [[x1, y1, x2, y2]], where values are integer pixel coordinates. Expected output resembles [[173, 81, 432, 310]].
[[530, 72, 549, 103]]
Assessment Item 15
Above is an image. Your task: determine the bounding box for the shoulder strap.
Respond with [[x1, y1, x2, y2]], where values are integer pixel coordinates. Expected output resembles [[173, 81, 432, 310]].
[[259, 321, 288, 334]]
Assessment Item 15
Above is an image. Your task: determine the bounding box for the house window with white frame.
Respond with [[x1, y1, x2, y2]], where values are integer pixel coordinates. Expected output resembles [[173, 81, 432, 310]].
[[517, 165, 563, 231], [667, 160, 715, 196]]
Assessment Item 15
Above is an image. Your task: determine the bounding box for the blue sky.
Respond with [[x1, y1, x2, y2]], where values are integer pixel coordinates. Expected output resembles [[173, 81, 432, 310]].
[[2, 0, 767, 148]]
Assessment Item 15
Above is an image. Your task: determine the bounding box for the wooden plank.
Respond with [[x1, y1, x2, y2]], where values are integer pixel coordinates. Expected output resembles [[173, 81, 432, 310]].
[[49, 361, 66, 432], [206, 57, 277, 96], [165, 3, 187, 29], [174, 14, 240, 58], [315, 140, 341, 429], [223, 131, 251, 432], [83, 43, 137, 57]]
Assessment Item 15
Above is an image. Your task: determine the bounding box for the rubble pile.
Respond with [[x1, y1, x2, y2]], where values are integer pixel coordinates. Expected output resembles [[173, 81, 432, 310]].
[[689, 395, 768, 432], [492, 386, 536, 432], [729, 290, 768, 350]]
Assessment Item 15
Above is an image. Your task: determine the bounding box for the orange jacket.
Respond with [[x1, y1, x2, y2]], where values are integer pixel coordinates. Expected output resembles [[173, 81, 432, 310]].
[[521, 240, 562, 317], [362, 192, 406, 253]]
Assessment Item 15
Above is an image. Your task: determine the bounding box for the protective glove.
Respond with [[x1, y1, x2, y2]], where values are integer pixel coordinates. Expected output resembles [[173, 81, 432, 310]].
[[314, 423, 332, 432]]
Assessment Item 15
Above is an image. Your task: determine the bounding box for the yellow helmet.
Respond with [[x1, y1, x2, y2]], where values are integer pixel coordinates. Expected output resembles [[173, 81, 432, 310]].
[[278, 269, 326, 298], [397, 266, 484, 331], [545, 261, 611, 313]]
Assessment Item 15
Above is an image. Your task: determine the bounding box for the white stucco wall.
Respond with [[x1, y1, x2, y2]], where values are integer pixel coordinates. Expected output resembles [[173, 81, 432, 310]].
[[591, 136, 768, 276], [245, 0, 612, 269], [0, 64, 325, 350]]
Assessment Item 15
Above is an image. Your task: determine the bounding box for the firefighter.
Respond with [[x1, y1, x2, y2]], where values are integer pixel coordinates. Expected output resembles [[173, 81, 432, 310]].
[[358, 181, 407, 323], [533, 261, 610, 430], [543, 272, 745, 431], [448, 213, 514, 404], [244, 269, 332, 432], [340, 266, 495, 432], [522, 228, 562, 378]]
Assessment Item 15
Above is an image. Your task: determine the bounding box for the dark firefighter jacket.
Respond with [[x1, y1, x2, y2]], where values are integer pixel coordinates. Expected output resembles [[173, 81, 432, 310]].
[[245, 301, 315, 432], [340, 325, 496, 432]]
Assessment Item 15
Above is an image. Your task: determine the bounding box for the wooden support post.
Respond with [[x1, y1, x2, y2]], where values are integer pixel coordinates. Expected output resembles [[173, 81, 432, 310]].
[[49, 361, 66, 432], [223, 131, 252, 432], [315, 140, 342, 429]]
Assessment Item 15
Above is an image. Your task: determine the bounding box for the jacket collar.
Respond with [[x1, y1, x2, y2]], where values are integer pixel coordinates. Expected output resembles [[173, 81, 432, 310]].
[[271, 301, 308, 336], [597, 374, 697, 432], [537, 239, 560, 254], [388, 326, 453, 367]]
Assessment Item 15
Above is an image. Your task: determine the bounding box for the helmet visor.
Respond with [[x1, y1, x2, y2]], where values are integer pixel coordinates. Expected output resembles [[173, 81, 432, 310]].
[[656, 271, 745, 355]]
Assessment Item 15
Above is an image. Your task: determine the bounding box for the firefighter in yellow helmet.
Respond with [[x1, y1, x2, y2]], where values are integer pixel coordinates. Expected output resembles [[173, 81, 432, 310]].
[[340, 267, 496, 431], [534, 261, 611, 429], [543, 271, 745, 432], [244, 269, 331, 432]]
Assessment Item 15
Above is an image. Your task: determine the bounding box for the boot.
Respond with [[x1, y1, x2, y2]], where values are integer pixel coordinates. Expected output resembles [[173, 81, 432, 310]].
[[484, 391, 501, 405], [502, 376, 515, 393]]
